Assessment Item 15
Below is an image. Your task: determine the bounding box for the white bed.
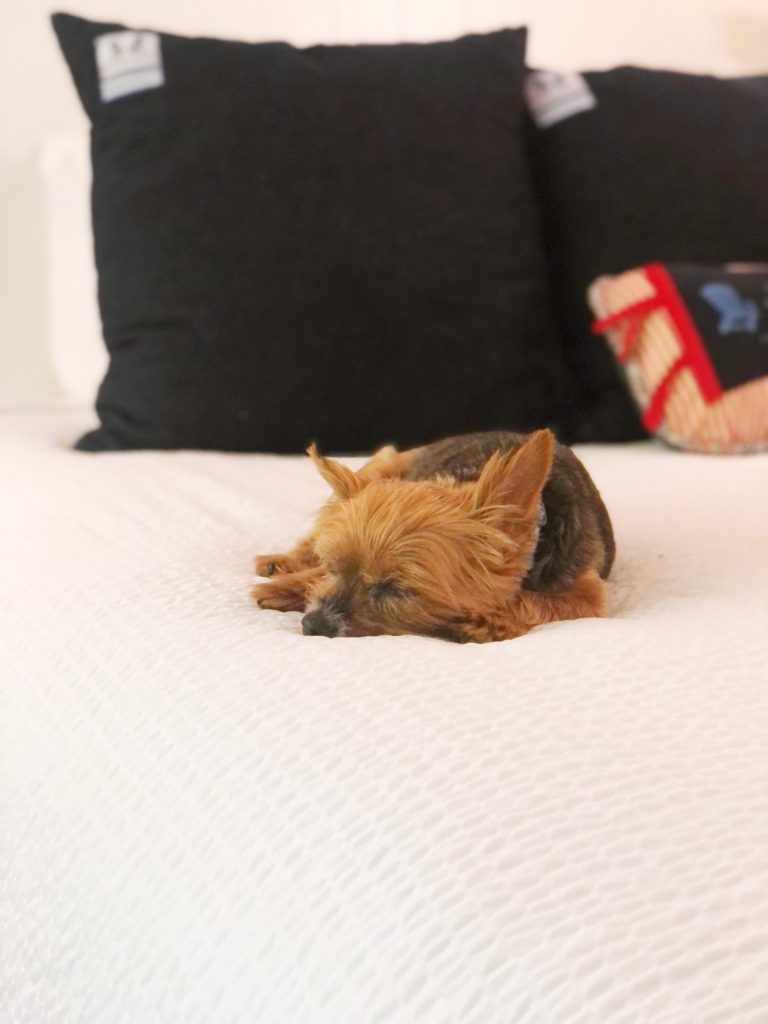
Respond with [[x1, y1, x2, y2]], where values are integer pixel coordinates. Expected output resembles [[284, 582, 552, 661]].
[[3, 407, 768, 1023]]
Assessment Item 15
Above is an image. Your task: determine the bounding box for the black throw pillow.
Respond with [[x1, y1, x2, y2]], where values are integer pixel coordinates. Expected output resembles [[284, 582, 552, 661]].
[[52, 13, 573, 453], [525, 66, 768, 442]]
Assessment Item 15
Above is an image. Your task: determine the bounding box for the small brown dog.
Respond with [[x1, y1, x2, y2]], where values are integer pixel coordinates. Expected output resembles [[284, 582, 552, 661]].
[[252, 430, 615, 643]]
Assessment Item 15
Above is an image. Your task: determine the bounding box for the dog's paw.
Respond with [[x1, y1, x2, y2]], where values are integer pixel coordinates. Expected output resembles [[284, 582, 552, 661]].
[[252, 566, 325, 613], [254, 553, 297, 577], [251, 577, 307, 613], [457, 614, 529, 644]]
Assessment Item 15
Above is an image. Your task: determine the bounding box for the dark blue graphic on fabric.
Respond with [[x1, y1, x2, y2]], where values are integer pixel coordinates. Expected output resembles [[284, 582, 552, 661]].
[[669, 265, 768, 392], [699, 282, 761, 336]]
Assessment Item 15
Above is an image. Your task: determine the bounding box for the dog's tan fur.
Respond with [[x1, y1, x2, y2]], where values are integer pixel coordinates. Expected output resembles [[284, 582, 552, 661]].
[[252, 430, 614, 643]]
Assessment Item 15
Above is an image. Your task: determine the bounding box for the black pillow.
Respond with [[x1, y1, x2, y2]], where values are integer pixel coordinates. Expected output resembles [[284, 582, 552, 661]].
[[52, 13, 574, 453], [526, 67, 768, 442]]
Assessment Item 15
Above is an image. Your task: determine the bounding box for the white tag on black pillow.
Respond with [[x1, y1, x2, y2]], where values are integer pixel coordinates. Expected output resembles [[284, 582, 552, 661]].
[[95, 31, 164, 103], [525, 71, 596, 129]]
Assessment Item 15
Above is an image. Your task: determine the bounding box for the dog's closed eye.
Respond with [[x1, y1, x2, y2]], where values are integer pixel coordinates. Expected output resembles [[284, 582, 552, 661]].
[[370, 580, 411, 601]]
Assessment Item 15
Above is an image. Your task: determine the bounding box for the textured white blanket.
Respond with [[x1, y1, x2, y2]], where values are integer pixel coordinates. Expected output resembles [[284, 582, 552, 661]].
[[3, 410, 768, 1023]]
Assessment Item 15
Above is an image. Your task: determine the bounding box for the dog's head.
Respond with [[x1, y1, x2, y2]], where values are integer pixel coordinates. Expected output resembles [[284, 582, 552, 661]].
[[302, 430, 553, 641]]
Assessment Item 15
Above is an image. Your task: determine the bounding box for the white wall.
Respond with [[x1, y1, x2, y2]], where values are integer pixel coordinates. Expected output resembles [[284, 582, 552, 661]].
[[2, 0, 767, 401]]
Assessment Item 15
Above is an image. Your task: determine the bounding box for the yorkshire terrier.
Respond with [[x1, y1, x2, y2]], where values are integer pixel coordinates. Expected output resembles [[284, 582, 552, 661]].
[[252, 430, 615, 643]]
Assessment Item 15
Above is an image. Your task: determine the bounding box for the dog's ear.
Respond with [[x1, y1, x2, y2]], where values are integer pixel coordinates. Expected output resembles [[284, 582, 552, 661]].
[[472, 430, 554, 520], [307, 444, 365, 500]]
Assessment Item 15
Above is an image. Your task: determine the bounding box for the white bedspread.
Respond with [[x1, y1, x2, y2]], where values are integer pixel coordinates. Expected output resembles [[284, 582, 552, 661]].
[[3, 409, 768, 1024]]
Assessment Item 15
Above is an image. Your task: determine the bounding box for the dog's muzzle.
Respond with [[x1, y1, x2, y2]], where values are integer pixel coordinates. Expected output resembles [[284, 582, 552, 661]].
[[301, 609, 340, 637]]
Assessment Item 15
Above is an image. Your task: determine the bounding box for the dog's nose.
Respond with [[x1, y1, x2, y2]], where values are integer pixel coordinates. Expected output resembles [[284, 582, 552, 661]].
[[301, 610, 338, 637]]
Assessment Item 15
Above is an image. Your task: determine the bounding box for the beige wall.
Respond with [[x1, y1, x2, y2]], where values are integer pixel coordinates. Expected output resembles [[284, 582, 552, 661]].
[[2, 0, 767, 400]]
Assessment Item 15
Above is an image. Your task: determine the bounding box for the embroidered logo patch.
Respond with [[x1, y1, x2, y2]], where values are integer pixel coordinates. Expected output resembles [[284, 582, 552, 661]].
[[524, 71, 596, 129], [95, 31, 164, 103]]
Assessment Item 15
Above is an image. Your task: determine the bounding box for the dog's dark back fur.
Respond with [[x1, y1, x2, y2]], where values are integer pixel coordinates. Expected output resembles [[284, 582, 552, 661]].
[[403, 431, 615, 594]]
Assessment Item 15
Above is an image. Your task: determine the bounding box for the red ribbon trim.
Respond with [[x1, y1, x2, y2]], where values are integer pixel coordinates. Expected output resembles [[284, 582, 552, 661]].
[[592, 263, 724, 429]]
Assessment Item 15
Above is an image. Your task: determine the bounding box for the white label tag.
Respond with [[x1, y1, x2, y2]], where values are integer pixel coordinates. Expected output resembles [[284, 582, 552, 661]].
[[95, 31, 164, 103], [525, 71, 596, 129]]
